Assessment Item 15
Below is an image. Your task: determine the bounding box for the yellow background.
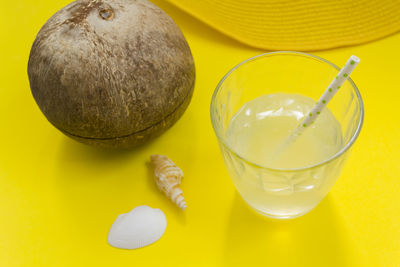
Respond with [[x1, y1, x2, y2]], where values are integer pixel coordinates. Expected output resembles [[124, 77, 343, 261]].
[[1, 0, 399, 266]]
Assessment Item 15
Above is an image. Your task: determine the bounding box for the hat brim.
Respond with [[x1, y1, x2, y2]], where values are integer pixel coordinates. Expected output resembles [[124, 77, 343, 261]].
[[166, 0, 400, 51]]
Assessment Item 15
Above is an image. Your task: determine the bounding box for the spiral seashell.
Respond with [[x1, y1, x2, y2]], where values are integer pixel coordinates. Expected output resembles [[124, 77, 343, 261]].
[[151, 155, 186, 210]]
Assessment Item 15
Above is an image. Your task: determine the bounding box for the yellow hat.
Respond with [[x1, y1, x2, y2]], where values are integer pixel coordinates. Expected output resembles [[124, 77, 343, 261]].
[[165, 0, 400, 51]]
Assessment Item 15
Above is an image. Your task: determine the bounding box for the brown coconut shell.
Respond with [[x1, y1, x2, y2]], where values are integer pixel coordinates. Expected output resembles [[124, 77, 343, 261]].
[[28, 0, 195, 148]]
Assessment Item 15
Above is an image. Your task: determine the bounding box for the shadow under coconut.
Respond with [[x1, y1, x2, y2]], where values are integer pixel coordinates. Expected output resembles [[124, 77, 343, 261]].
[[223, 193, 355, 267], [56, 135, 155, 168], [52, 135, 157, 207]]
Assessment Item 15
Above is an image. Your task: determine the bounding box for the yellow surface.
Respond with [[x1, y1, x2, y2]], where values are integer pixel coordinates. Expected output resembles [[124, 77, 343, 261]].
[[165, 0, 400, 51], [1, 0, 400, 266]]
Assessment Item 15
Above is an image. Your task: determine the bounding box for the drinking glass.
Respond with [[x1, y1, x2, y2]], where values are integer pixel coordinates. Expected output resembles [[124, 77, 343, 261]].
[[210, 52, 364, 219]]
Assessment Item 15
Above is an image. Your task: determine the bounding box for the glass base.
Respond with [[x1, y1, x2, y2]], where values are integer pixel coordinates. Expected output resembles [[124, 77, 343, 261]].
[[248, 203, 317, 220]]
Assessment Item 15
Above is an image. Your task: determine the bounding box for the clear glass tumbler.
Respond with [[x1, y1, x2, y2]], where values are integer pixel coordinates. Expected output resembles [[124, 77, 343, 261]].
[[210, 52, 364, 219]]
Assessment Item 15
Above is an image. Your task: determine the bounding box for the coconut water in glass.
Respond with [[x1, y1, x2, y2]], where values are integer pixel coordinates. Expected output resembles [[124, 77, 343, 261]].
[[210, 52, 363, 219]]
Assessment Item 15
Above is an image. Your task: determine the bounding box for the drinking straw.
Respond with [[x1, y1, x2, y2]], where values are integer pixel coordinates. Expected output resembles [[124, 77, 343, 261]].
[[274, 55, 360, 159]]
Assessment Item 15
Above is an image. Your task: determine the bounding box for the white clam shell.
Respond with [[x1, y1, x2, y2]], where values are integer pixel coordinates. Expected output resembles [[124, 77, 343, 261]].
[[107, 205, 167, 249]]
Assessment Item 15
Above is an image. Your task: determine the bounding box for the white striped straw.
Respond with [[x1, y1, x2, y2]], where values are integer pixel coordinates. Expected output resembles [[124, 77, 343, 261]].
[[274, 55, 360, 158]]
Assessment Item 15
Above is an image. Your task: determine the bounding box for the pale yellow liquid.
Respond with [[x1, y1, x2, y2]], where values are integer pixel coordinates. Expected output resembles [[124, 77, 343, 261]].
[[225, 93, 343, 218]]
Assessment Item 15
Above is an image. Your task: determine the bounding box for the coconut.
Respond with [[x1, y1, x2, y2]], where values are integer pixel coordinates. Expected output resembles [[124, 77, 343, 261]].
[[28, 0, 195, 148]]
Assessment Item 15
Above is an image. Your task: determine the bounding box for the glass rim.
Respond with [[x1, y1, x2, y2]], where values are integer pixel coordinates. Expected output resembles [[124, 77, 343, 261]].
[[210, 51, 365, 172]]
